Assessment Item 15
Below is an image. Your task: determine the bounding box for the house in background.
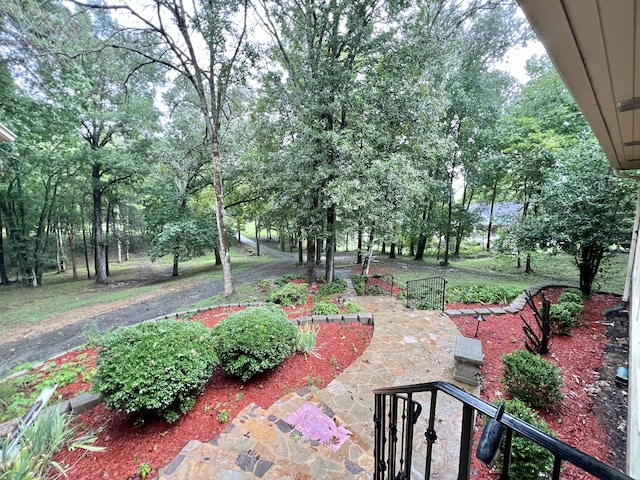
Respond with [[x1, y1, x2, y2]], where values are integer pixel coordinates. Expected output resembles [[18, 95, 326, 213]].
[[0, 123, 16, 142]]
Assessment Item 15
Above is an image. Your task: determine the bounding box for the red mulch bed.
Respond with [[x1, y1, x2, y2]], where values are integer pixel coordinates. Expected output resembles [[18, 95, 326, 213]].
[[450, 287, 621, 479], [34, 284, 623, 479], [51, 305, 373, 480]]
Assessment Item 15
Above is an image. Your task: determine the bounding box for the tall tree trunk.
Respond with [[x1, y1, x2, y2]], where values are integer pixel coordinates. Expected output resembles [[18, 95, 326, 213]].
[[578, 245, 603, 295], [381, 241, 386, 254], [486, 180, 498, 250], [356, 229, 363, 265], [214, 246, 222, 265], [68, 225, 78, 281], [325, 206, 336, 282], [409, 239, 415, 257], [255, 219, 261, 256], [362, 223, 375, 275], [306, 233, 316, 284], [525, 253, 533, 274], [443, 193, 453, 265], [209, 130, 233, 297], [315, 238, 322, 265], [389, 242, 396, 259], [415, 234, 427, 260], [172, 252, 179, 277], [82, 224, 91, 279], [298, 236, 303, 264], [0, 213, 9, 285], [92, 164, 108, 284], [56, 222, 65, 273]]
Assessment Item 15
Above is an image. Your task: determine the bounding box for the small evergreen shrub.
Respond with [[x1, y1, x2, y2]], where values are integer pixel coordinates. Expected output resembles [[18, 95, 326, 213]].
[[211, 306, 297, 381], [317, 278, 347, 297], [351, 275, 366, 295], [311, 301, 340, 315], [558, 288, 583, 304], [343, 301, 363, 314], [92, 320, 217, 422], [491, 399, 556, 479], [549, 302, 583, 334], [501, 350, 563, 409], [267, 282, 308, 306]]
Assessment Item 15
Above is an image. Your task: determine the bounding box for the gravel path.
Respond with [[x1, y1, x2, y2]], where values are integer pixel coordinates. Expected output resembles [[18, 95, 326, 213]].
[[0, 240, 301, 376]]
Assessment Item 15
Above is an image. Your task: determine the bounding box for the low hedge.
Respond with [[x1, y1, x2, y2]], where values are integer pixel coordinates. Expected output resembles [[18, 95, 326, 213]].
[[501, 349, 563, 409]]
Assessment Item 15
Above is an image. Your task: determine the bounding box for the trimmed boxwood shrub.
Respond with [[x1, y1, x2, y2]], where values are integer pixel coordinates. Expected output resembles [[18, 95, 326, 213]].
[[211, 306, 297, 381], [501, 349, 563, 409], [267, 282, 308, 306], [92, 320, 217, 422], [491, 399, 556, 479]]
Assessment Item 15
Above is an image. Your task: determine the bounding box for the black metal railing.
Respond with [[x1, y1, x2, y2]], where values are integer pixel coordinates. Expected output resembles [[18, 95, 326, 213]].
[[405, 277, 447, 310], [373, 381, 632, 480]]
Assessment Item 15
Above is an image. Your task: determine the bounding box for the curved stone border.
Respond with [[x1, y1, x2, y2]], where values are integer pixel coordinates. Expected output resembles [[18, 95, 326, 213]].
[[444, 284, 570, 318]]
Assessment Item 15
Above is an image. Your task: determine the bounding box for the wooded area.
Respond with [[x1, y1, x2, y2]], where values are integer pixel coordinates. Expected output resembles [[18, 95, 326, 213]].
[[0, 0, 636, 296]]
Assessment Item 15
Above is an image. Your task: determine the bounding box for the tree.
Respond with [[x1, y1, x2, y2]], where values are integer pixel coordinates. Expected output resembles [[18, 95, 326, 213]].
[[1, 1, 160, 284], [522, 136, 635, 295], [70, 0, 254, 297]]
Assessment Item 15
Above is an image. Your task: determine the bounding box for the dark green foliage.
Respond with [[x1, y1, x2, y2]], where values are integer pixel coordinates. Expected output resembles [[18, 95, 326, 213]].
[[558, 288, 583, 304], [310, 301, 340, 315], [351, 275, 366, 295], [317, 279, 347, 297], [446, 283, 521, 305], [501, 350, 563, 409], [549, 303, 581, 334], [267, 282, 308, 306], [211, 307, 297, 381], [492, 398, 556, 479], [274, 274, 305, 286], [92, 320, 217, 422], [415, 299, 442, 310]]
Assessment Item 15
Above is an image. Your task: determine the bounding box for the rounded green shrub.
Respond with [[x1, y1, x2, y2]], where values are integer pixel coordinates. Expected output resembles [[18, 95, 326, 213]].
[[211, 306, 297, 381], [549, 302, 583, 334], [492, 398, 556, 479], [92, 320, 217, 422], [558, 288, 583, 305], [317, 279, 347, 297], [267, 282, 308, 306], [501, 349, 563, 409]]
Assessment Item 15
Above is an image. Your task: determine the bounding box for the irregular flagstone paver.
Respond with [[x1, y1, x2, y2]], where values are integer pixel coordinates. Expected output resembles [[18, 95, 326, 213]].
[[157, 295, 479, 480]]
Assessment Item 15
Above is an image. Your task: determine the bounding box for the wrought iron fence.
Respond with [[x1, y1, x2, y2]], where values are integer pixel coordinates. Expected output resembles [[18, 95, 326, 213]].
[[405, 277, 447, 310]]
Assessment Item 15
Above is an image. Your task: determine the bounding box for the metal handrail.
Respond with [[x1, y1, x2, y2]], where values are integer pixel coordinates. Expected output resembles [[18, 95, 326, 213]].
[[373, 381, 632, 480]]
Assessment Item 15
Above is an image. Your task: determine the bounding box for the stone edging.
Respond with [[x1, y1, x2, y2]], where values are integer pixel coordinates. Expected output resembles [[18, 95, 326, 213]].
[[443, 284, 568, 318]]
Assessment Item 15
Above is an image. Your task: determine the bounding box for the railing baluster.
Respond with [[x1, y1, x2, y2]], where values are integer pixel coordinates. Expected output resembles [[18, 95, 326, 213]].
[[402, 393, 415, 479], [388, 394, 399, 479], [424, 390, 438, 479], [500, 428, 513, 480], [552, 455, 563, 480], [458, 404, 475, 480]]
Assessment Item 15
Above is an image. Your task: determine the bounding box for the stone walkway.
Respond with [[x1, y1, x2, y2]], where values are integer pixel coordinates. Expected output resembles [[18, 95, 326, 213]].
[[157, 296, 480, 480]]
